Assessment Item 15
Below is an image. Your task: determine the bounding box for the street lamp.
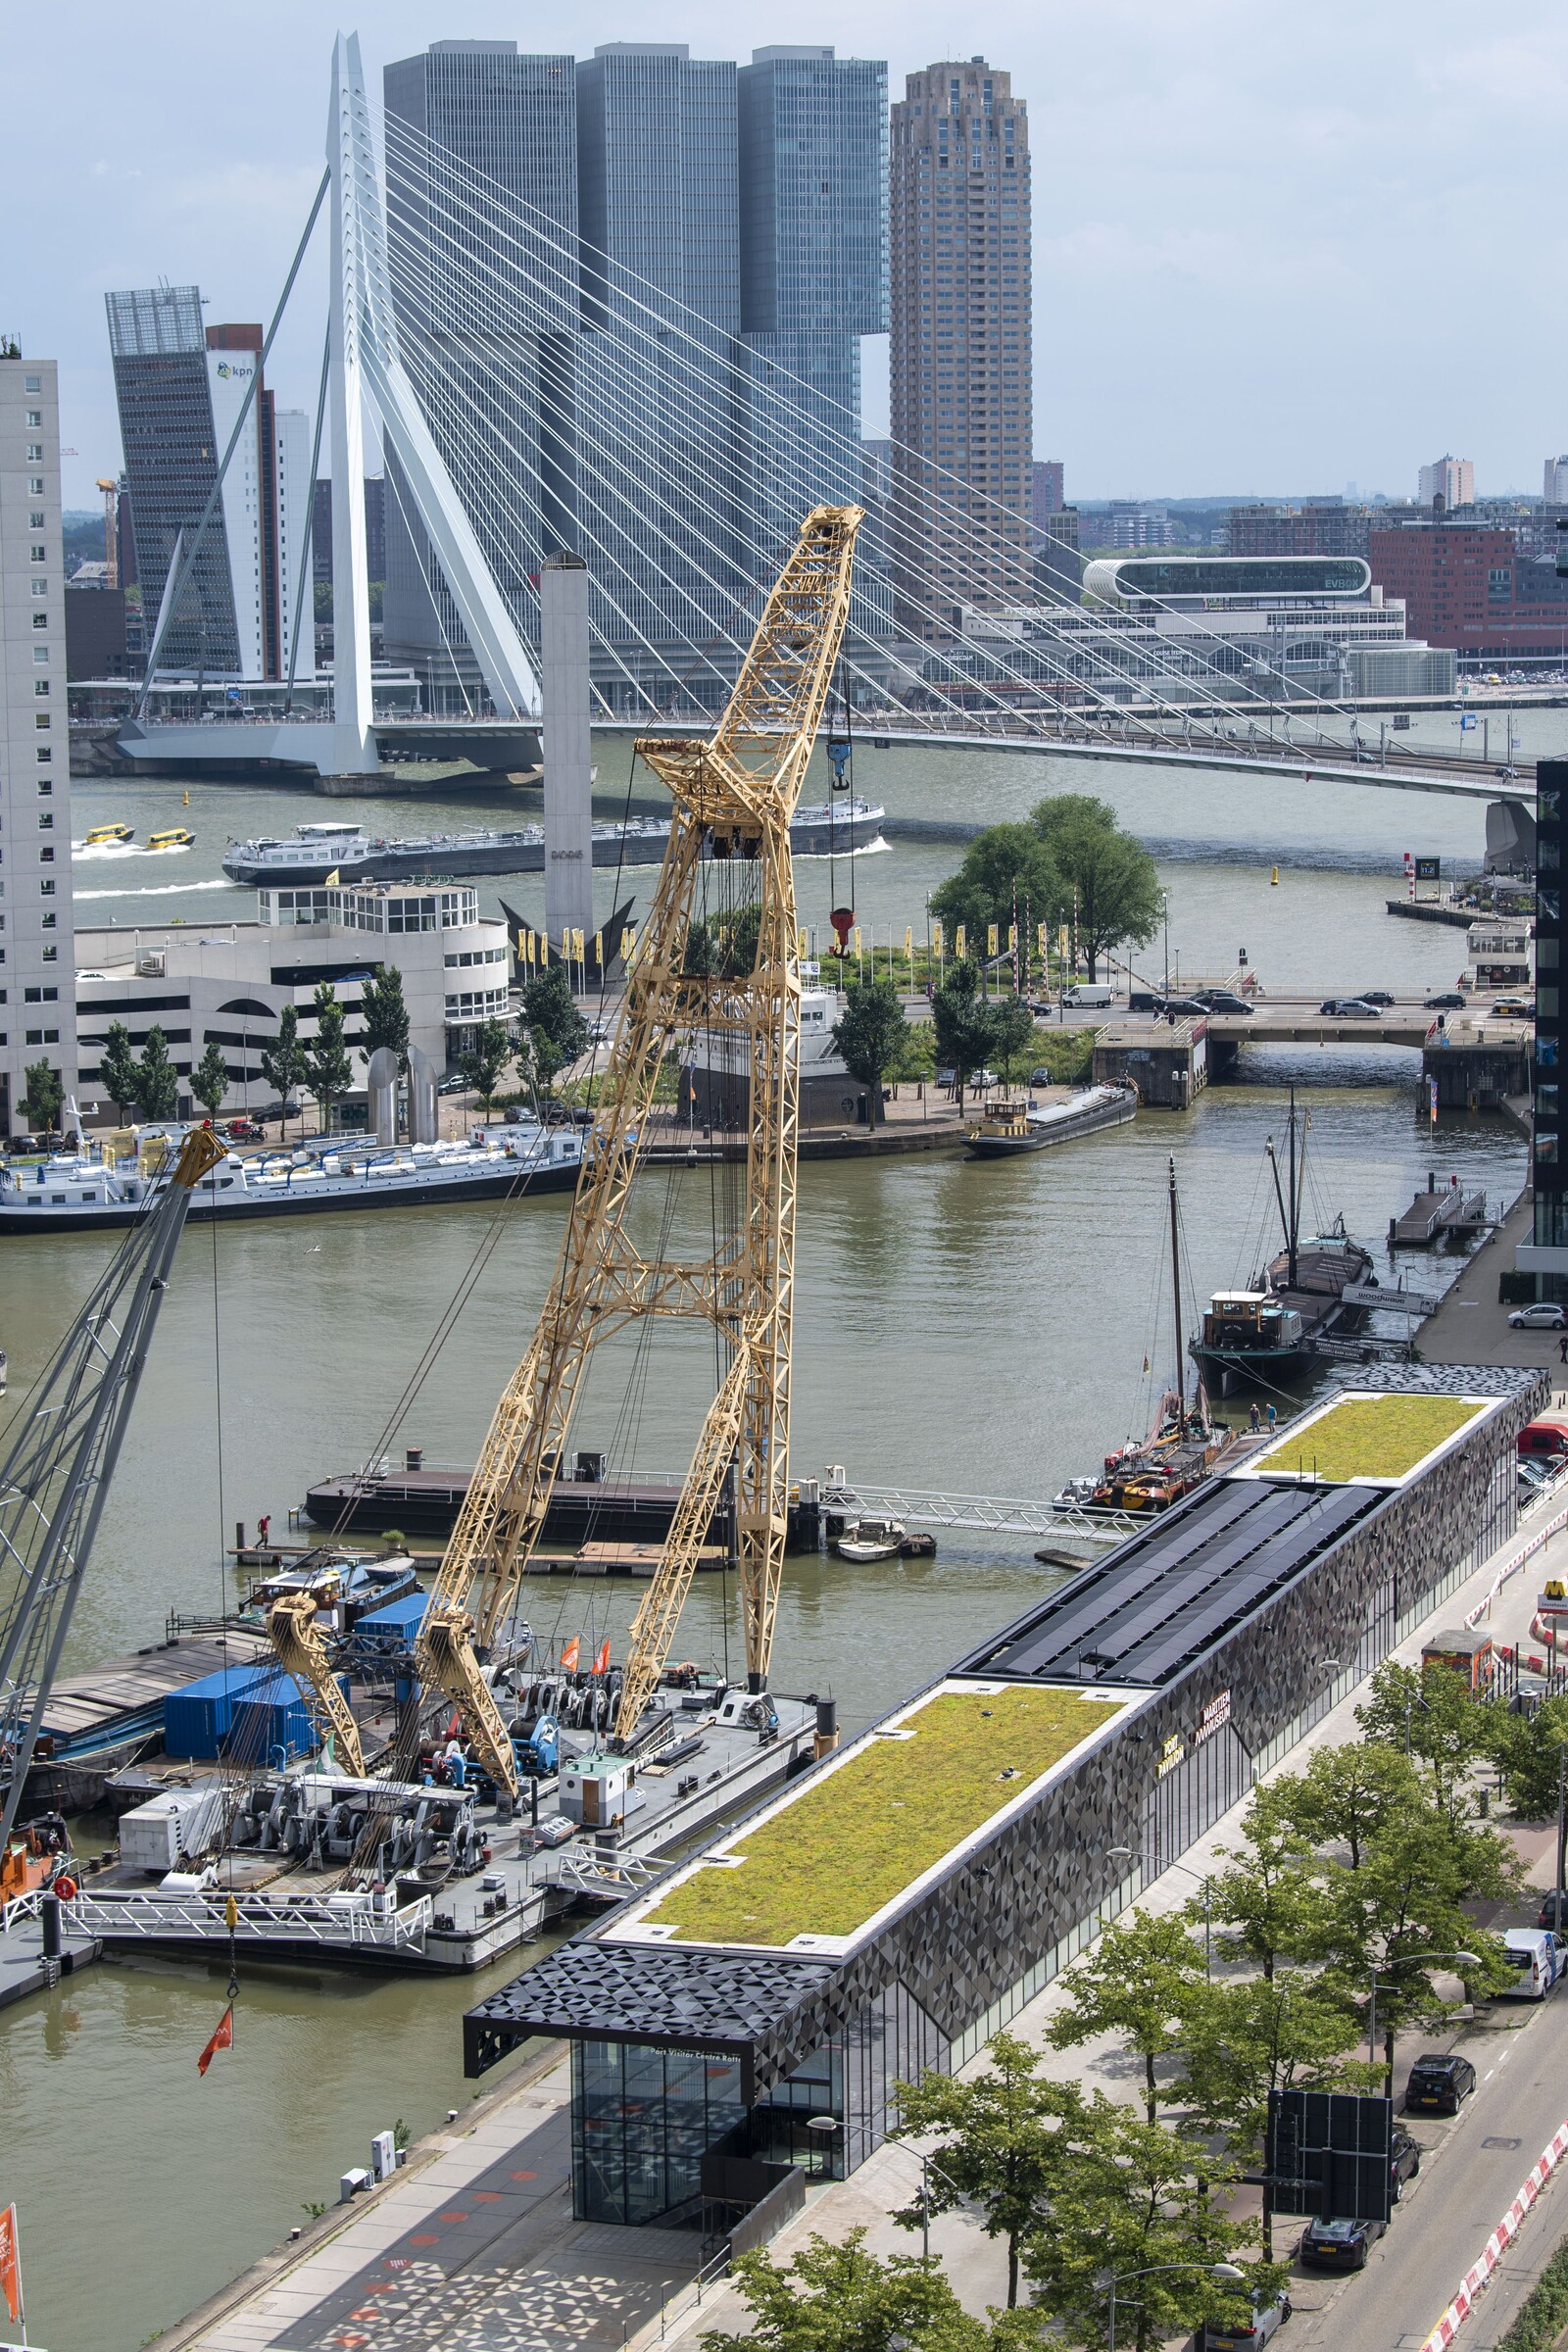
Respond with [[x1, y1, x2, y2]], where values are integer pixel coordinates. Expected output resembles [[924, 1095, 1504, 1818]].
[[1104, 1845, 1214, 1978], [1367, 1950, 1481, 2087], [1095, 2259, 1245, 2352]]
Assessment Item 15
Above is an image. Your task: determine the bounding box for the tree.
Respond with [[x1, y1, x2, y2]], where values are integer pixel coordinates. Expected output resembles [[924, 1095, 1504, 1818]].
[[98, 1019, 140, 1121], [932, 959, 999, 1101], [830, 981, 907, 1128], [1022, 2094, 1275, 2352], [521, 963, 590, 1065], [699, 2229, 997, 2352], [528, 1027, 565, 1107], [457, 1017, 515, 1116], [1177, 1973, 1366, 2256], [20, 1060, 63, 1134], [1046, 1911, 1207, 2124], [1271, 1740, 1425, 1874], [1355, 1657, 1494, 1829], [929, 823, 1061, 962], [1491, 1691, 1568, 1821], [990, 998, 1038, 1085], [1202, 1785, 1329, 1982], [892, 2032, 1086, 2308], [259, 1004, 307, 1137], [361, 964, 411, 1077], [133, 1026, 180, 1121], [190, 1041, 231, 1122], [304, 982, 354, 1131], [887, 1021, 937, 1086], [685, 903, 761, 979], [1030, 797, 1159, 983]]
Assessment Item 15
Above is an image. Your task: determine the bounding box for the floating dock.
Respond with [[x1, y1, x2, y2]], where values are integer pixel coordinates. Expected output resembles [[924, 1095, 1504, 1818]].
[[1391, 1180, 1490, 1248]]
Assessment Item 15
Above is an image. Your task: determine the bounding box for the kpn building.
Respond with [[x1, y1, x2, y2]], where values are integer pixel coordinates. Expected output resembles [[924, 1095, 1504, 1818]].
[[466, 1367, 1537, 2232]]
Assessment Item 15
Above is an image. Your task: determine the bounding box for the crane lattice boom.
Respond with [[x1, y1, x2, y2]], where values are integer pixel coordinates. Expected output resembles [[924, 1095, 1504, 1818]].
[[414, 506, 862, 1785]]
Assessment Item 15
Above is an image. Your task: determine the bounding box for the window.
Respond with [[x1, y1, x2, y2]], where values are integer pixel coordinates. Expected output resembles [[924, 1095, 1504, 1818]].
[[25, 444, 42, 462], [35, 782, 49, 798], [24, 1029, 59, 1047], [29, 544, 46, 564], [38, 880, 54, 897], [28, 512, 44, 531], [33, 680, 48, 698], [35, 748, 50, 761], [34, 715, 49, 730], [23, 987, 58, 1004], [40, 945, 57, 963], [31, 612, 46, 629], [24, 375, 40, 394], [24, 410, 41, 427], [32, 646, 47, 665], [29, 581, 47, 598], [36, 815, 51, 831]]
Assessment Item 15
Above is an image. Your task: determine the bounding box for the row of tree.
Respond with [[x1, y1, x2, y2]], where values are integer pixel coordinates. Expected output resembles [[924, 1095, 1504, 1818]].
[[705, 1659, 1534, 2351], [931, 795, 1161, 985], [828, 963, 1043, 1122]]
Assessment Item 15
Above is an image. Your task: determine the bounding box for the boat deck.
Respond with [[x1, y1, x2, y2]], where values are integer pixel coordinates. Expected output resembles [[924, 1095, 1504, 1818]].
[[37, 1628, 276, 1753]]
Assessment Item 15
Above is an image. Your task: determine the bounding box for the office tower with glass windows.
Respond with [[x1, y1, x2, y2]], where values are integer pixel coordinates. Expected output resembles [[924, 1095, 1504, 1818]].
[[890, 58, 1032, 630], [106, 285, 309, 680], [0, 349, 76, 1129], [1526, 760, 1566, 1286], [383, 41, 579, 710]]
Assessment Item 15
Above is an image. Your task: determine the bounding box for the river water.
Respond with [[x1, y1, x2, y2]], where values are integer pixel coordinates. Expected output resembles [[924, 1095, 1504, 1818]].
[[9, 734, 1554, 2351]]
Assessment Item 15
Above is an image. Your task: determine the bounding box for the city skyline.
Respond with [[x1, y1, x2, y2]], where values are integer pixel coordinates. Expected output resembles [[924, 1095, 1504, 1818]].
[[11, 1, 1568, 510]]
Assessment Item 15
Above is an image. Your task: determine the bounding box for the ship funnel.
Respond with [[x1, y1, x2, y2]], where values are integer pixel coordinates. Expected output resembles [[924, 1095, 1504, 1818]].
[[408, 1043, 439, 1145], [367, 1047, 399, 1146]]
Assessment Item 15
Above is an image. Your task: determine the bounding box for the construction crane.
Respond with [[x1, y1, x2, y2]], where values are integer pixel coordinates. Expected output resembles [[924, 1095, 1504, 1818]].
[[265, 1587, 366, 1777], [0, 1126, 225, 1850], [415, 505, 863, 1792], [95, 477, 120, 589]]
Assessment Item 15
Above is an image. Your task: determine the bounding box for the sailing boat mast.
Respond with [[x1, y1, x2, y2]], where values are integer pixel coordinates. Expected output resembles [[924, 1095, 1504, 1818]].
[[1168, 1154, 1185, 1434], [1285, 1087, 1299, 1292]]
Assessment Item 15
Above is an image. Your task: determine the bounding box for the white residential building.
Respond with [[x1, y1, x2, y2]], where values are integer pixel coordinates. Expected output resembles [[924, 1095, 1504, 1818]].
[[1418, 454, 1474, 510], [0, 348, 76, 1131]]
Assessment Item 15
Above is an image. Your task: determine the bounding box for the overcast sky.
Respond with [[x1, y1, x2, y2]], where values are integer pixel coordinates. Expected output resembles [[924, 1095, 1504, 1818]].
[[14, 0, 1564, 510]]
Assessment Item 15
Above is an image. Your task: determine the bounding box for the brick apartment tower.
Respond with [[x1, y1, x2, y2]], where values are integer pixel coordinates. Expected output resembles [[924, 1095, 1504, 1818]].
[[890, 58, 1032, 634]]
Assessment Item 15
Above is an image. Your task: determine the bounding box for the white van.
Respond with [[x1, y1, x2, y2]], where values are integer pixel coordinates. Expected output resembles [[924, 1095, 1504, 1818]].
[[1062, 983, 1114, 1009], [1501, 1927, 1561, 1999]]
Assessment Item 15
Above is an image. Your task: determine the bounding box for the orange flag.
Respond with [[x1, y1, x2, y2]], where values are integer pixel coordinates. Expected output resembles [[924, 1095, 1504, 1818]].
[[561, 1636, 581, 1672], [198, 2003, 234, 2077], [0, 2202, 20, 2327], [593, 1638, 611, 1676]]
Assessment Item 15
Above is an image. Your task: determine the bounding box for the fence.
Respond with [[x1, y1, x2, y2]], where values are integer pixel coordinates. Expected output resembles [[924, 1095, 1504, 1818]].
[[66, 1887, 433, 1952]]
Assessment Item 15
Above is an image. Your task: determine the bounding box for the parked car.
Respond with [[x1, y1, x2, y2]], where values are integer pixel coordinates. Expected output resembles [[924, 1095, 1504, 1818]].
[[1320, 998, 1380, 1017], [1538, 1890, 1568, 1931], [437, 1073, 471, 1097], [1425, 992, 1466, 1010], [1298, 2216, 1386, 2270], [1509, 1303, 1568, 1330], [1390, 2125, 1422, 2203], [1195, 991, 1254, 1015], [1403, 2052, 1477, 2114], [222, 1116, 265, 1143], [1356, 989, 1396, 1006], [1027, 1067, 1054, 1088], [1198, 2290, 1292, 2349], [1519, 1457, 1557, 1497]]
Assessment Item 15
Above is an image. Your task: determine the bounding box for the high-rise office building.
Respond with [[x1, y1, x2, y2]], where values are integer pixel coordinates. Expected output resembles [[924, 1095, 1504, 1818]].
[[1418, 454, 1474, 511], [383, 41, 579, 708], [106, 285, 310, 679], [1032, 460, 1063, 521], [0, 349, 76, 1129], [890, 58, 1032, 630], [1545, 458, 1568, 506]]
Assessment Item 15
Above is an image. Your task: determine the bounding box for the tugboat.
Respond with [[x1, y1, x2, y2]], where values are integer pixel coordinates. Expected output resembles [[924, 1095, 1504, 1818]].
[[1191, 1092, 1373, 1396]]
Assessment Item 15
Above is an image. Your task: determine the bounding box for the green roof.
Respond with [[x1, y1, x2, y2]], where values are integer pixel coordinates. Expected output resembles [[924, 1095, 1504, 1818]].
[[1251, 1394, 1484, 1485], [641, 1685, 1123, 1949]]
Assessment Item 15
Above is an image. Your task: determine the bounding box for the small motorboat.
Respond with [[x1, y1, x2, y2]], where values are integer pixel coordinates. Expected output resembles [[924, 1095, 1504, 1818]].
[[148, 826, 195, 850], [84, 821, 133, 846], [830, 1514, 906, 1563]]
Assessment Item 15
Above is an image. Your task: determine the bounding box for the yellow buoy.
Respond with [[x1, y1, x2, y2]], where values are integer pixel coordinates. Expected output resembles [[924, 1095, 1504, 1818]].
[[182, 790, 190, 806], [1270, 865, 1279, 886]]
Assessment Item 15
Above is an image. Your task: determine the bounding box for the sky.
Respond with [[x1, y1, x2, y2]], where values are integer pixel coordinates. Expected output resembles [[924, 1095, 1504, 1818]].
[[13, 0, 1566, 510]]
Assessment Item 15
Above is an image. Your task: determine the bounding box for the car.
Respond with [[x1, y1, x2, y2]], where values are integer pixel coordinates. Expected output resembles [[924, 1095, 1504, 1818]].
[[1539, 1891, 1568, 1931], [1198, 2290, 1293, 2349], [1355, 990, 1396, 1006], [1403, 2051, 1477, 2114], [1298, 2215, 1386, 2270], [1493, 997, 1534, 1020], [1195, 991, 1254, 1015], [1519, 1458, 1557, 1497], [1157, 997, 1210, 1018], [1027, 1067, 1054, 1088], [1500, 1926, 1563, 1998], [1425, 992, 1466, 1010], [223, 1116, 265, 1143], [1509, 1303, 1568, 1330], [437, 1074, 471, 1097], [1390, 2125, 1421, 2203], [1320, 998, 1380, 1016]]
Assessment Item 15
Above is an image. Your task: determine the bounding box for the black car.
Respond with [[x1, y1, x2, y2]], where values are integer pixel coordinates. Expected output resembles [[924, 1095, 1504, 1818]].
[[1157, 996, 1210, 1018], [1390, 2125, 1421, 2202], [1425, 992, 1466, 1011], [1299, 2215, 1386, 2270], [1356, 990, 1396, 1006], [1403, 2052, 1477, 2115], [1320, 998, 1379, 1016], [1196, 991, 1254, 1015], [1541, 1890, 1568, 1931]]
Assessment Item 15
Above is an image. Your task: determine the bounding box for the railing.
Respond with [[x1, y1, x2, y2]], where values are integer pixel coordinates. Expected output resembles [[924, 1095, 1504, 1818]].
[[538, 1848, 666, 1899], [0, 1885, 45, 1937], [821, 1480, 1140, 1544], [65, 1887, 433, 1951], [1466, 1482, 1568, 1631], [641, 2245, 732, 2347]]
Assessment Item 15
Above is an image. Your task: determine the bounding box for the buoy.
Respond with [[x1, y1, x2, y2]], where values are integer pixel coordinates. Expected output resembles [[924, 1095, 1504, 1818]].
[[182, 789, 190, 806], [1270, 865, 1279, 886]]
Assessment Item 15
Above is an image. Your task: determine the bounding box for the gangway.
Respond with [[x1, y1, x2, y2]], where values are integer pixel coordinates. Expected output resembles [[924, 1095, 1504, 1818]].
[[820, 1477, 1141, 1546]]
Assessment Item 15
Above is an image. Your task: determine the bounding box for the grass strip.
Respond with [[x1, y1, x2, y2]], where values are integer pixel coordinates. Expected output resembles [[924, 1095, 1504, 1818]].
[[644, 1685, 1122, 1947], [1496, 2199, 1568, 2352], [1251, 1394, 1482, 1485]]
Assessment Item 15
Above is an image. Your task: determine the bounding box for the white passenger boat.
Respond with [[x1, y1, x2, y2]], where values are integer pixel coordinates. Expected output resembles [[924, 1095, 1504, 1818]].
[[0, 1126, 583, 1232]]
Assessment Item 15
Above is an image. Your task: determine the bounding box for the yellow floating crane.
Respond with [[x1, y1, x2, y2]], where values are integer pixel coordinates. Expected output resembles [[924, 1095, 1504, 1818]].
[[413, 505, 863, 1793]]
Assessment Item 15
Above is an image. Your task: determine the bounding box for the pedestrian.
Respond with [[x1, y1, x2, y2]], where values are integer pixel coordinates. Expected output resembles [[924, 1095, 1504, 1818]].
[[258, 1513, 270, 1549], [1558, 1333, 1566, 1365], [1249, 1402, 1260, 1433], [1265, 1403, 1277, 1429]]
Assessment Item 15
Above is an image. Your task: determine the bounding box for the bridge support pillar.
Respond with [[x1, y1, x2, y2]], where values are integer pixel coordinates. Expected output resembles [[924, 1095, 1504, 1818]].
[[542, 552, 595, 972]]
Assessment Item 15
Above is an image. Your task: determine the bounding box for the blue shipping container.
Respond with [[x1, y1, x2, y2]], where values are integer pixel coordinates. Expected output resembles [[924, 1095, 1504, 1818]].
[[351, 1591, 427, 1663], [163, 1664, 268, 1760], [231, 1674, 350, 1765]]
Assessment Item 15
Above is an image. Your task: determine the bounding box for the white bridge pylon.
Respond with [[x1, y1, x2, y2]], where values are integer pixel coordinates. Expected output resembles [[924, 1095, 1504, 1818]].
[[327, 31, 541, 773]]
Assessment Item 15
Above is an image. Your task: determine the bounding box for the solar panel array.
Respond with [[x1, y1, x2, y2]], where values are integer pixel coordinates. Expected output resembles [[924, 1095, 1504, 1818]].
[[956, 1479, 1380, 1689]]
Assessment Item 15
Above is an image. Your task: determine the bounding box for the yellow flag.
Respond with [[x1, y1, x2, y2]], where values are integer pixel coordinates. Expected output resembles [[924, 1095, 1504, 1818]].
[[1038, 922, 1049, 958], [853, 927, 861, 956], [933, 920, 945, 956], [987, 923, 999, 956], [593, 930, 603, 966], [904, 926, 913, 958], [325, 867, 340, 886], [624, 926, 636, 960], [1008, 924, 1017, 953], [797, 926, 808, 956], [956, 924, 966, 958], [572, 928, 585, 960]]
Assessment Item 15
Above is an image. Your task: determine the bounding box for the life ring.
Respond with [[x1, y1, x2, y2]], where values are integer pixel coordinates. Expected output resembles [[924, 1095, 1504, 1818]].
[[53, 1873, 77, 1900]]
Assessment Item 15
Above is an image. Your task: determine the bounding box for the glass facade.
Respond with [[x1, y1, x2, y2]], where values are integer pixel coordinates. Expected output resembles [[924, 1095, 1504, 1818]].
[[572, 2039, 745, 2225], [1536, 768, 1565, 1256]]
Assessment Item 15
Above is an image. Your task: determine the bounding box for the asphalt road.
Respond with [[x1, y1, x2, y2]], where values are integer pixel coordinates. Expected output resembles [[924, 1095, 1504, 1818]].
[[1289, 1990, 1568, 2351]]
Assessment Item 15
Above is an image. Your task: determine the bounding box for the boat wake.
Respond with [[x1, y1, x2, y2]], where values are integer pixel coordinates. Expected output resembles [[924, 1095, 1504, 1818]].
[[72, 842, 193, 860], [74, 878, 241, 902], [793, 836, 891, 861]]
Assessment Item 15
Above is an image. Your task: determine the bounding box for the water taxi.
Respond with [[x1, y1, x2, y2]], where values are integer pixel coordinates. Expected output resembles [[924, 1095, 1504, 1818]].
[[147, 826, 194, 850], [85, 821, 133, 846]]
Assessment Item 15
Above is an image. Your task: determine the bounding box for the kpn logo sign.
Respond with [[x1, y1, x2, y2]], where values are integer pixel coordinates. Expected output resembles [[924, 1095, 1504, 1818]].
[[214, 361, 255, 381]]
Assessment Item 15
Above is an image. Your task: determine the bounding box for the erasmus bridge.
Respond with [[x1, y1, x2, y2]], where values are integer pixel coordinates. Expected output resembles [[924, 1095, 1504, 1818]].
[[121, 34, 1533, 820]]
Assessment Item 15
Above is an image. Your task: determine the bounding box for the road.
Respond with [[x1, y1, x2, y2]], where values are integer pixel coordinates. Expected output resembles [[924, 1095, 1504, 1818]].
[[1291, 1989, 1568, 2351]]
